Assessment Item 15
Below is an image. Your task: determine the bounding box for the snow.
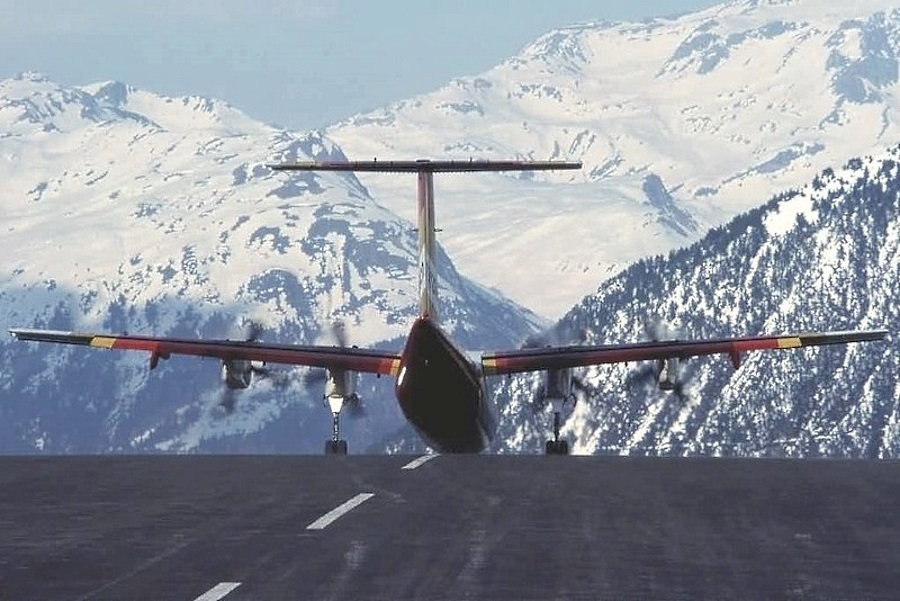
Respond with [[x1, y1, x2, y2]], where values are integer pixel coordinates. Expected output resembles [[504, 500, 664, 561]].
[[327, 0, 899, 317], [1, 0, 897, 455], [763, 192, 817, 236], [0, 74, 548, 452]]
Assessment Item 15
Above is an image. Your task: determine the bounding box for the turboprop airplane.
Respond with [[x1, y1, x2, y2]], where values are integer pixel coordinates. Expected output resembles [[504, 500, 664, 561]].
[[9, 159, 888, 455]]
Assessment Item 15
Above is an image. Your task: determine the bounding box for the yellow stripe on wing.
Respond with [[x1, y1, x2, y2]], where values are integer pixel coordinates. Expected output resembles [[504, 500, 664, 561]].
[[482, 357, 498, 375], [777, 337, 802, 349], [90, 336, 117, 349], [389, 358, 402, 377]]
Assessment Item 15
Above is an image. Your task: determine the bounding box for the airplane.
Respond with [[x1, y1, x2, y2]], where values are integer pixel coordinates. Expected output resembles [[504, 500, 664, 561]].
[[9, 159, 888, 455]]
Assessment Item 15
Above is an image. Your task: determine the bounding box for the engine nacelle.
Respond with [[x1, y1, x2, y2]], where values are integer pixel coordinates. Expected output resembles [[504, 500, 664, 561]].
[[222, 359, 253, 390], [545, 367, 573, 400], [656, 357, 681, 391], [323, 368, 360, 414], [533, 368, 576, 410]]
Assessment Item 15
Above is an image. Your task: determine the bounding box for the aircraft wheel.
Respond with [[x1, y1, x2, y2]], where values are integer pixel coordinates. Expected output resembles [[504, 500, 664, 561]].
[[544, 440, 570, 455], [325, 440, 348, 455]]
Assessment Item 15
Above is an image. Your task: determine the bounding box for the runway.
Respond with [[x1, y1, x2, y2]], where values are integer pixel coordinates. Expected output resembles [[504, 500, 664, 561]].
[[1, 455, 899, 600]]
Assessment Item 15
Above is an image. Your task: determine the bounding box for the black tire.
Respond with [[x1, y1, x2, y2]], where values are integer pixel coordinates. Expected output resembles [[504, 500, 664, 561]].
[[325, 440, 349, 455], [544, 440, 570, 455]]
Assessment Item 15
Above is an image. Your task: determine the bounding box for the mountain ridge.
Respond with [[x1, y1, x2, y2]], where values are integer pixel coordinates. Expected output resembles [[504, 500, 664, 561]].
[[2, 0, 897, 455], [327, 0, 899, 317], [477, 143, 898, 457], [0, 73, 543, 453]]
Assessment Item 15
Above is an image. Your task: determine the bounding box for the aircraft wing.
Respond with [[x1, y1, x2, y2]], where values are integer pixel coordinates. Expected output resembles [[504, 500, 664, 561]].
[[8, 329, 402, 376], [481, 329, 888, 376]]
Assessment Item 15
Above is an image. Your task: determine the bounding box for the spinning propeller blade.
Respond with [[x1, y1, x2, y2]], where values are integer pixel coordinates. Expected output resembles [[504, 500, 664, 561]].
[[627, 317, 695, 403]]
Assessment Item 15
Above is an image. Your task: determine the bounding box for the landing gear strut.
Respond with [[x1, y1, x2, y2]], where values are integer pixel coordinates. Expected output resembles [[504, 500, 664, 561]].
[[324, 394, 349, 455], [534, 369, 574, 455], [545, 409, 569, 455]]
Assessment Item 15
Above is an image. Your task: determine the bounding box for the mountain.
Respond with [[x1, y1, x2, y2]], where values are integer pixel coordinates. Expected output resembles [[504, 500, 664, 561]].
[[0, 73, 543, 453], [4, 0, 897, 456], [326, 0, 900, 318], [477, 144, 897, 457]]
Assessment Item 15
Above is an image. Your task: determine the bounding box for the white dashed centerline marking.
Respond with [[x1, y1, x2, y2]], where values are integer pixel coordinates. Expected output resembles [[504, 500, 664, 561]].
[[307, 493, 375, 530], [193, 582, 241, 601], [402, 454, 439, 470]]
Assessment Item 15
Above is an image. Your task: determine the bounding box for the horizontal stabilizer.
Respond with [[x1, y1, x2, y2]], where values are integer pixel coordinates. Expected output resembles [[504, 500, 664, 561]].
[[267, 159, 582, 173]]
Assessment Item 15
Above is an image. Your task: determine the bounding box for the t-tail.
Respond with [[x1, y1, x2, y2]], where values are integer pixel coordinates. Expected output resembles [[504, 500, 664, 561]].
[[268, 158, 582, 323]]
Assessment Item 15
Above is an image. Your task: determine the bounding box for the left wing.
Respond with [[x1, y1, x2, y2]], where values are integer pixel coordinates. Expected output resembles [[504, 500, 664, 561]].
[[482, 329, 888, 375], [9, 329, 402, 376]]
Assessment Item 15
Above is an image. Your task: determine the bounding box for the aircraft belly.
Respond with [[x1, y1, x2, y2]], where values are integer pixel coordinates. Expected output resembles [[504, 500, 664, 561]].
[[396, 319, 493, 453]]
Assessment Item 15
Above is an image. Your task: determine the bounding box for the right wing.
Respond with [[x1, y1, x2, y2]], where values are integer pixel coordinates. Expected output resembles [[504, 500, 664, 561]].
[[9, 329, 402, 376]]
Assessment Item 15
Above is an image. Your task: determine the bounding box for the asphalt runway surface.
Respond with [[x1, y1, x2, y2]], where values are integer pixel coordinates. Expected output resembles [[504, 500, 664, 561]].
[[1, 454, 899, 600]]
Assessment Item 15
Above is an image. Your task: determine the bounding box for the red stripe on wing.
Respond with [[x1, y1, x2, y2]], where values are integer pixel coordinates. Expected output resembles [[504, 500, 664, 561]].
[[482, 330, 886, 376], [13, 330, 402, 376]]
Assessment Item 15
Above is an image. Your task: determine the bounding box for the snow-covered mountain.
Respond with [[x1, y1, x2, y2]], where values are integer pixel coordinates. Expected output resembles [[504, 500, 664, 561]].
[[472, 145, 896, 457], [0, 73, 543, 453], [3, 0, 897, 456], [327, 0, 900, 318]]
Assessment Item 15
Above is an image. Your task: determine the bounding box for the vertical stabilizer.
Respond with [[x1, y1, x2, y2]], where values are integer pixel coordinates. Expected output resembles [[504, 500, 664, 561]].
[[268, 158, 582, 325], [417, 169, 439, 321]]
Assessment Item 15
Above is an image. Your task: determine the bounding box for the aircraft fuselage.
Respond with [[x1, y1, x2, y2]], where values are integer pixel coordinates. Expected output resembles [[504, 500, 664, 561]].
[[396, 317, 494, 453]]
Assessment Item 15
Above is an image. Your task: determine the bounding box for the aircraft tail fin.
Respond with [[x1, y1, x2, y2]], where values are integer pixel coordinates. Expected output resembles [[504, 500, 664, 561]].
[[269, 159, 582, 322]]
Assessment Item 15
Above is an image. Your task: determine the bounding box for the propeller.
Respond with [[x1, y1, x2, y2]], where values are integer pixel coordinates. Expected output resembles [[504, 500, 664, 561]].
[[215, 320, 291, 414], [343, 394, 366, 419], [329, 319, 349, 349], [242, 319, 263, 343], [626, 320, 666, 389], [304, 319, 366, 419], [522, 319, 590, 349], [219, 387, 239, 414], [303, 320, 349, 388], [624, 363, 659, 388], [642, 316, 673, 343], [523, 322, 597, 409], [626, 316, 694, 403]]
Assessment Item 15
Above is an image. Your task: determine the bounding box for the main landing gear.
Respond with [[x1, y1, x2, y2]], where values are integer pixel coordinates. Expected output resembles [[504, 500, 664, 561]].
[[324, 407, 348, 455], [545, 409, 570, 455], [533, 369, 576, 455], [323, 393, 354, 455]]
